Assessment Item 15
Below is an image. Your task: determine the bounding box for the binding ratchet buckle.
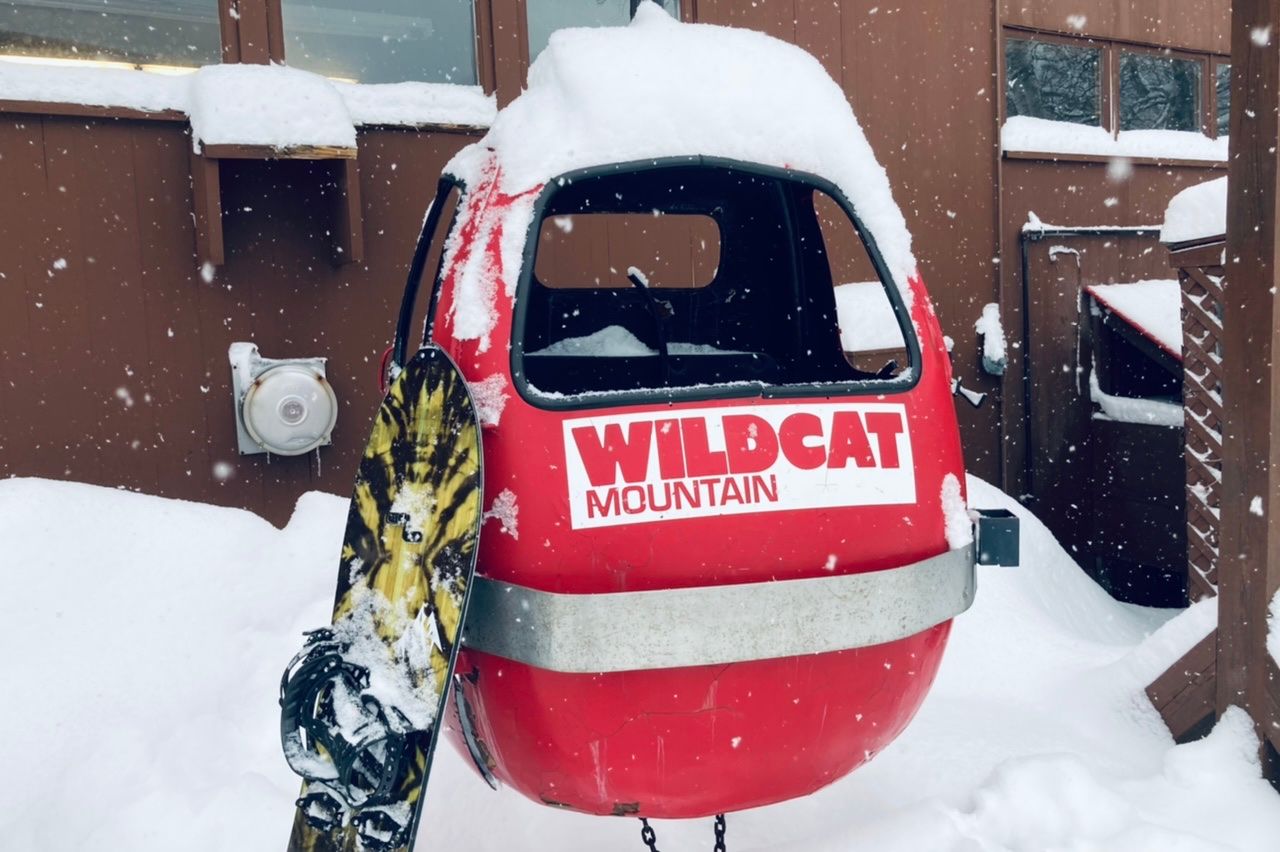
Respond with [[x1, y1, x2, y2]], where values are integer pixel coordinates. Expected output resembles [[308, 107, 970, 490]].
[[279, 629, 416, 823]]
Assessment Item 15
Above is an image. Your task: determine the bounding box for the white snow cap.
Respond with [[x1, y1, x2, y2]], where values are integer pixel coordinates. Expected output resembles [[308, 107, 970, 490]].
[[189, 64, 357, 151], [448, 5, 917, 288], [1162, 176, 1227, 245]]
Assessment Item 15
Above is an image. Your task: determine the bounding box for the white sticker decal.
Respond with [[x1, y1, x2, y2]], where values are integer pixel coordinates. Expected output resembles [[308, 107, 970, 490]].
[[562, 403, 915, 529]]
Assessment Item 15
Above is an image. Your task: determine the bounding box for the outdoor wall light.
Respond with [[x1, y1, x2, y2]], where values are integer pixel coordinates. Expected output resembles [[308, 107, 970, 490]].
[[228, 342, 338, 456]]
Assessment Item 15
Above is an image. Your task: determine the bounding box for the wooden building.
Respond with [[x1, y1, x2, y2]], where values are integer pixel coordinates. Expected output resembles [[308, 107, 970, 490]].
[[0, 1, 1230, 600]]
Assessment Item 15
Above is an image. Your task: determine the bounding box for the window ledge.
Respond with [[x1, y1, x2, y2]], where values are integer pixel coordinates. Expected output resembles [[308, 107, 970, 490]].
[[0, 61, 496, 133], [1002, 116, 1226, 167], [1004, 149, 1228, 170]]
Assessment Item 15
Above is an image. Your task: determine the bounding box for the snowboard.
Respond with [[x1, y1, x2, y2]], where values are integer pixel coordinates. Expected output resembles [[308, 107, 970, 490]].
[[280, 345, 483, 852]]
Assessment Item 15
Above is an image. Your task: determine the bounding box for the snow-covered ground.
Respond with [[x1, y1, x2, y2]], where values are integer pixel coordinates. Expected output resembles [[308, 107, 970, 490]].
[[2, 476, 1278, 851]]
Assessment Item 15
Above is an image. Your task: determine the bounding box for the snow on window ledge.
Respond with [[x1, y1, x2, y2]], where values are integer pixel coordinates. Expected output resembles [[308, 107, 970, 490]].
[[0, 60, 497, 144], [1002, 116, 1227, 164]]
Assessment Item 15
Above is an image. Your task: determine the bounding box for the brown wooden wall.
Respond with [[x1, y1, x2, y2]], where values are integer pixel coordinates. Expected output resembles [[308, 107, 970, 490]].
[[0, 0, 1232, 528], [1002, 0, 1229, 51], [0, 114, 477, 524], [997, 158, 1224, 500]]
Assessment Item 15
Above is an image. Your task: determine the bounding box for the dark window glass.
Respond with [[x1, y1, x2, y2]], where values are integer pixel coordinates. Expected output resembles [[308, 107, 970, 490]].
[[1005, 37, 1102, 126], [527, 0, 679, 63], [517, 164, 914, 404], [1216, 62, 1231, 137], [0, 0, 219, 69], [282, 0, 477, 84], [1119, 53, 1202, 132]]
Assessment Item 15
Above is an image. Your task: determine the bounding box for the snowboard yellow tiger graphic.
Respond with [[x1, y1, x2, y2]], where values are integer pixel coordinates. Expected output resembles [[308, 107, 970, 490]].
[[286, 346, 482, 852]]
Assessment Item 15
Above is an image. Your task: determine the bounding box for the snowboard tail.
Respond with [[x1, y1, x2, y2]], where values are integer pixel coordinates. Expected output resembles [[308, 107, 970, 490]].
[[282, 346, 482, 852]]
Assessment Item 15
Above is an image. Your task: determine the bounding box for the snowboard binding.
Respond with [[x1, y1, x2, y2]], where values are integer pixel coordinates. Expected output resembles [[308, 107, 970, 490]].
[[280, 628, 416, 818], [295, 784, 413, 851]]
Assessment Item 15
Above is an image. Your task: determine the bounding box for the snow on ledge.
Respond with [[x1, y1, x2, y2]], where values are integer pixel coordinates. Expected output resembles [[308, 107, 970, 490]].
[[1087, 280, 1182, 359], [1003, 116, 1227, 163], [190, 65, 356, 150], [1161, 176, 1228, 245], [0, 60, 496, 147], [334, 81, 496, 128]]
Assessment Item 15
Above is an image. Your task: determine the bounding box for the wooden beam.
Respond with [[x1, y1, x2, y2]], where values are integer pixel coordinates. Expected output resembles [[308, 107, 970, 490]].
[[189, 150, 224, 268], [1166, 241, 1227, 267], [218, 0, 241, 63], [265, 0, 286, 64], [236, 0, 273, 64], [333, 158, 364, 266], [475, 0, 499, 96], [490, 0, 527, 108], [0, 101, 185, 123], [199, 143, 357, 161], [1218, 0, 1280, 764], [1002, 149, 1229, 170], [1146, 631, 1218, 741]]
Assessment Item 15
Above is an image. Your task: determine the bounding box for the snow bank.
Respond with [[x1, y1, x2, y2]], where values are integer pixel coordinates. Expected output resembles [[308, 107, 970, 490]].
[[1162, 176, 1228, 245], [448, 6, 917, 293], [0, 478, 344, 851], [1003, 116, 1228, 163], [3, 474, 1278, 851], [0, 60, 496, 145]]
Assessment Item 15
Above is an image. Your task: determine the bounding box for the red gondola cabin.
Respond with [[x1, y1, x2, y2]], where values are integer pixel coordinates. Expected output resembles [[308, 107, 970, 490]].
[[398, 7, 978, 818]]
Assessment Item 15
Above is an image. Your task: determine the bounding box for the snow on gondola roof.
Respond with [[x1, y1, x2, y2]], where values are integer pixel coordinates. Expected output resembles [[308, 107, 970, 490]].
[[447, 5, 917, 290]]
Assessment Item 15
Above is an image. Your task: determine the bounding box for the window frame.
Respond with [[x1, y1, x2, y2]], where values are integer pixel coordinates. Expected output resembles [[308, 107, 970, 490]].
[[0, 0, 492, 91], [1114, 42, 1210, 136], [1004, 28, 1113, 132], [1211, 56, 1232, 139], [1002, 25, 1229, 148], [508, 156, 923, 413]]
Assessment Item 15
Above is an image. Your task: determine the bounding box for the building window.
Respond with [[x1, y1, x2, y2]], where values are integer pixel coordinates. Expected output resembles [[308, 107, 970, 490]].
[[1006, 36, 1103, 127], [281, 0, 477, 84], [1119, 52, 1202, 132], [0, 0, 220, 70], [1215, 62, 1231, 137], [526, 0, 679, 64]]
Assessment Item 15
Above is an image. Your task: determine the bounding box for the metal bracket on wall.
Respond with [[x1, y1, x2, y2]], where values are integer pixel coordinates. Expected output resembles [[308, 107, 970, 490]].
[[189, 145, 364, 268]]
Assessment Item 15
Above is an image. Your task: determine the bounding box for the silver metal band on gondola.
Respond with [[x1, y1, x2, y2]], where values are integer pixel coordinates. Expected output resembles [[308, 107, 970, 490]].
[[461, 546, 976, 673]]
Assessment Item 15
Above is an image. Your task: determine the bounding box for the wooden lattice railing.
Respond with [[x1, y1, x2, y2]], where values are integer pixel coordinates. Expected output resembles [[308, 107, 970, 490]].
[[1145, 239, 1226, 742], [1178, 248, 1225, 602]]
